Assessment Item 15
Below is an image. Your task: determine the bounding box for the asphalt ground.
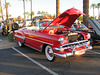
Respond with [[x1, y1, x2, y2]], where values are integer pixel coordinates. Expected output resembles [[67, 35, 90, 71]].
[[0, 46, 100, 75]]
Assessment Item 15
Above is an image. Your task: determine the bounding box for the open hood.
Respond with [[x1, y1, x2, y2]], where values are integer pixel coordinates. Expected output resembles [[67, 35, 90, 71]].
[[44, 8, 86, 30], [87, 19, 100, 36]]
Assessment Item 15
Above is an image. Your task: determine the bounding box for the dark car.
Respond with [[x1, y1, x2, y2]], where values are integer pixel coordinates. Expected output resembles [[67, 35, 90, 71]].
[[87, 19, 100, 45], [70, 22, 99, 46]]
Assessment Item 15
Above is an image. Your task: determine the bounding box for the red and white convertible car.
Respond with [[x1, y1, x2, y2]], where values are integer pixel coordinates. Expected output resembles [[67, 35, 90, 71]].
[[14, 8, 92, 61]]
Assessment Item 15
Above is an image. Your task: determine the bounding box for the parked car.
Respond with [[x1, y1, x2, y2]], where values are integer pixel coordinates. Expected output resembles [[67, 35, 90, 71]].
[[87, 19, 100, 45], [70, 24, 94, 45], [88, 23, 93, 30], [2, 20, 19, 35], [71, 19, 100, 46], [14, 8, 92, 62]]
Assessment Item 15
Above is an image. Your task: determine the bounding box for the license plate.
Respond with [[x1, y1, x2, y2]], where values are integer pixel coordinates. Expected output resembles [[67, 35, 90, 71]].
[[76, 49, 85, 55]]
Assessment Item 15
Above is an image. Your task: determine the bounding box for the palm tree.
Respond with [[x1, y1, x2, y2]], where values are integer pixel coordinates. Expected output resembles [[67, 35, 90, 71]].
[[20, 0, 27, 19], [5, 0, 10, 20], [31, 11, 34, 17], [41, 11, 45, 15], [0, 0, 4, 20], [83, 0, 89, 27], [21, 0, 32, 20], [56, 0, 60, 17], [9, 14, 11, 17], [23, 0, 26, 19], [91, 3, 96, 18], [25, 11, 30, 19], [97, 3, 100, 19], [46, 11, 48, 15], [37, 11, 41, 14], [30, 0, 32, 20]]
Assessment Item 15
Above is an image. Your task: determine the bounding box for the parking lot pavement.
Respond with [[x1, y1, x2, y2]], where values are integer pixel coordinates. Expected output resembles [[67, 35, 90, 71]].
[[0, 46, 100, 75], [0, 48, 53, 75]]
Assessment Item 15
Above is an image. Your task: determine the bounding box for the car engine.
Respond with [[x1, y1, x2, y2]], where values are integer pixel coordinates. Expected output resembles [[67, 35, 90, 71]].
[[66, 32, 84, 43]]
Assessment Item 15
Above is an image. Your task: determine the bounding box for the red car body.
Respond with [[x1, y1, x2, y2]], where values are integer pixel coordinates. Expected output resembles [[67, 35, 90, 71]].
[[88, 23, 93, 29], [14, 8, 92, 61]]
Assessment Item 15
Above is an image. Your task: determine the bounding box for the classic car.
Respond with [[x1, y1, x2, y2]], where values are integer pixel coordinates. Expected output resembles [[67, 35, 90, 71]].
[[70, 24, 94, 45], [14, 8, 92, 62], [71, 20, 100, 46], [1, 20, 19, 35], [87, 19, 100, 45]]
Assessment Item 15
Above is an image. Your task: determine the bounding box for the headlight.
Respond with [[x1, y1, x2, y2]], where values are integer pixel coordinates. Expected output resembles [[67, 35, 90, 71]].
[[58, 37, 65, 44], [87, 33, 91, 39]]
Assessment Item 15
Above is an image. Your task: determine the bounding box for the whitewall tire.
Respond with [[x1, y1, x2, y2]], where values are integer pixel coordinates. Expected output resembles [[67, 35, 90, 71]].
[[45, 45, 55, 62]]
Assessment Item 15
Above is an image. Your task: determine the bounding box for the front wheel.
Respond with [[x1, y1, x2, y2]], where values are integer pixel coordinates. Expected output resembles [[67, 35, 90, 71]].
[[90, 38, 94, 46], [45, 45, 55, 62]]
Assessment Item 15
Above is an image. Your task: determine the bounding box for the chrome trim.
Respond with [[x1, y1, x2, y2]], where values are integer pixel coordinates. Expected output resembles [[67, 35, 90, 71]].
[[60, 40, 88, 48], [54, 45, 92, 58], [25, 37, 53, 46], [54, 49, 86, 58], [14, 34, 53, 46], [54, 41, 90, 51], [87, 46, 92, 49], [14, 35, 25, 39]]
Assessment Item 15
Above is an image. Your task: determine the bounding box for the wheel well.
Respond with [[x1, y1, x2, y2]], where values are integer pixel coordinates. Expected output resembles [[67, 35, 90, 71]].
[[42, 44, 48, 53]]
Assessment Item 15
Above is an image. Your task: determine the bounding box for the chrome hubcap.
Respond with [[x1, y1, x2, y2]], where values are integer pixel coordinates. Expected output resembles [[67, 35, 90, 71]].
[[45, 46, 54, 61]]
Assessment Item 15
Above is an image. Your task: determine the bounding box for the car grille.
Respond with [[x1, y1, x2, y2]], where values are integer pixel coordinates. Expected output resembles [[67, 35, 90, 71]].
[[61, 40, 88, 49]]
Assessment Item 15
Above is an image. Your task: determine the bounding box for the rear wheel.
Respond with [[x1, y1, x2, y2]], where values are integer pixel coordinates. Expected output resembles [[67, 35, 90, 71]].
[[45, 45, 55, 62]]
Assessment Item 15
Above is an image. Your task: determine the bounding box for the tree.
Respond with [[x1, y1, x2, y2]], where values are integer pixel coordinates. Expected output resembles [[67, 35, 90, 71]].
[[37, 11, 41, 14], [25, 11, 30, 19], [41, 11, 45, 15], [91, 3, 96, 18], [89, 16, 95, 19], [96, 3, 100, 19], [78, 16, 83, 21], [5, 0, 10, 20], [20, 0, 27, 19], [30, 0, 32, 20], [20, 0, 32, 20], [9, 14, 11, 17], [23, 0, 26, 19], [46, 11, 49, 15], [56, 0, 60, 17], [37, 11, 45, 15], [31, 11, 34, 17], [83, 0, 89, 27], [0, 0, 4, 20]]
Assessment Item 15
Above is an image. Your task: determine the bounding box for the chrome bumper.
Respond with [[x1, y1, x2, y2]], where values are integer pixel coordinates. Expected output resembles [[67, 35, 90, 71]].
[[54, 40, 92, 58], [54, 46, 92, 58]]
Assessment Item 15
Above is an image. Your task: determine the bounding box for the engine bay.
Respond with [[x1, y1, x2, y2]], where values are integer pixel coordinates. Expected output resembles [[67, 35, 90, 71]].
[[55, 30, 84, 43]]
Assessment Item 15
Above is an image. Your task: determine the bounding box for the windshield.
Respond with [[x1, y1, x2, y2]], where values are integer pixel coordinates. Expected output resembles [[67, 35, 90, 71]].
[[47, 25, 64, 29], [72, 24, 89, 31], [35, 21, 51, 30]]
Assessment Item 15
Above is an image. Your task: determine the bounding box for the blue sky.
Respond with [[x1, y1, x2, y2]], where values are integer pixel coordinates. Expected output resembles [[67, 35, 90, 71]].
[[1, 0, 100, 18]]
